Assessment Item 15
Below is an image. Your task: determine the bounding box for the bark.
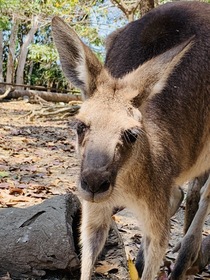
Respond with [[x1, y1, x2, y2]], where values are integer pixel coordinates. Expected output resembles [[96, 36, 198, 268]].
[[0, 29, 3, 82], [16, 15, 39, 87], [27, 62, 34, 85], [6, 15, 19, 86], [0, 193, 81, 279], [0, 88, 82, 103]]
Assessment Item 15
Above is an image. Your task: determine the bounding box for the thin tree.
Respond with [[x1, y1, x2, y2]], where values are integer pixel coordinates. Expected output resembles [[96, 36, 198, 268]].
[[0, 30, 3, 82], [6, 15, 19, 86], [16, 15, 39, 87]]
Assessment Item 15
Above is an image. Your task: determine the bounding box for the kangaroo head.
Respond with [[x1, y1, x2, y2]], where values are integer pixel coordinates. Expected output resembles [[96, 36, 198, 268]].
[[73, 72, 144, 202], [52, 17, 192, 202]]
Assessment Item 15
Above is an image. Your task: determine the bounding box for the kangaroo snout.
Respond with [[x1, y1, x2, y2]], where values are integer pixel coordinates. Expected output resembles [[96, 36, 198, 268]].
[[80, 169, 112, 201]]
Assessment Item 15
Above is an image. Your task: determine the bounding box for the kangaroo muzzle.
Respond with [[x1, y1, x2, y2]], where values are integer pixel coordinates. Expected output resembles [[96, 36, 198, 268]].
[[81, 169, 111, 193], [80, 168, 112, 202]]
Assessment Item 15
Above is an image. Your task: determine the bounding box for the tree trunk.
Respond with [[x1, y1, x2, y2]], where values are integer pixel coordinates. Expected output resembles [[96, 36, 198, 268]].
[[6, 15, 19, 87], [16, 15, 39, 87], [27, 62, 34, 85], [0, 29, 3, 82]]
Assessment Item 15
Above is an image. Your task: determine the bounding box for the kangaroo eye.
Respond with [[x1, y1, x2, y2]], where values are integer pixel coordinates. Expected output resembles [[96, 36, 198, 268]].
[[123, 128, 140, 144], [70, 120, 89, 144], [76, 122, 88, 144], [76, 122, 88, 136]]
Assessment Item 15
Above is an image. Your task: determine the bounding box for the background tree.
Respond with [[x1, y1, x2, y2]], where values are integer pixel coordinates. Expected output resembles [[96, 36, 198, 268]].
[[0, 0, 104, 92], [0, 31, 3, 82], [0, 0, 209, 95]]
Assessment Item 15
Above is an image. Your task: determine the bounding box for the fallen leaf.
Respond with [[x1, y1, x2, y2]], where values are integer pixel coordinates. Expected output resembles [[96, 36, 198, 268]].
[[0, 164, 9, 171], [9, 187, 24, 195], [0, 171, 9, 178], [95, 260, 119, 275], [0, 182, 10, 189], [128, 255, 140, 280], [15, 183, 28, 189]]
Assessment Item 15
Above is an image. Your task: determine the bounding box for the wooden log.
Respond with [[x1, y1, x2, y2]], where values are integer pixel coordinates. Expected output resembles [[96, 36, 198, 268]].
[[0, 82, 72, 93], [0, 88, 82, 103], [0, 193, 81, 279]]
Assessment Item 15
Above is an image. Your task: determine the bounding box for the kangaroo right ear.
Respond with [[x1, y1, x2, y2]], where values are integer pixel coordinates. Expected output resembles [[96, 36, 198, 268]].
[[52, 17, 102, 99]]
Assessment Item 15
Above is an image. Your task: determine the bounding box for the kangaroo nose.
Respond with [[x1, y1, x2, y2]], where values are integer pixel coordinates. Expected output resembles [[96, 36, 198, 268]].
[[81, 169, 111, 194]]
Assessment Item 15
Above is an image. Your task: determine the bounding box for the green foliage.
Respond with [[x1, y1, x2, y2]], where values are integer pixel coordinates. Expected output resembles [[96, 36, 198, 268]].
[[28, 44, 58, 64], [0, 0, 19, 29], [27, 42, 69, 90]]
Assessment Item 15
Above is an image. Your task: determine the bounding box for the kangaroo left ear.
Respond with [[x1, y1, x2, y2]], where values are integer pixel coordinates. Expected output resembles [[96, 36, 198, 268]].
[[52, 17, 102, 99], [122, 37, 194, 107]]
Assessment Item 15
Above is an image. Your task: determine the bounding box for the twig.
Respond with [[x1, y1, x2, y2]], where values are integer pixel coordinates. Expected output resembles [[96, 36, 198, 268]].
[[27, 103, 81, 121], [30, 94, 52, 105], [0, 87, 14, 101]]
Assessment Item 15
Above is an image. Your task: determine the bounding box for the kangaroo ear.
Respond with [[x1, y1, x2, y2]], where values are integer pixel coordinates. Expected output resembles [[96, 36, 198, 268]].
[[51, 17, 102, 99], [123, 37, 194, 106]]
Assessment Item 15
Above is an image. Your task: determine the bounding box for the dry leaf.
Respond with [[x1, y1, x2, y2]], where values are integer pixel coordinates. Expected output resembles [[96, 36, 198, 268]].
[[128, 255, 140, 280], [9, 187, 24, 195], [112, 215, 121, 223], [0, 182, 10, 189], [0, 171, 9, 178], [95, 260, 119, 275]]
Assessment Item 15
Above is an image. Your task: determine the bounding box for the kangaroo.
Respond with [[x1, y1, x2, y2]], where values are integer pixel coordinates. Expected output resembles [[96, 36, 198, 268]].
[[52, 2, 210, 279]]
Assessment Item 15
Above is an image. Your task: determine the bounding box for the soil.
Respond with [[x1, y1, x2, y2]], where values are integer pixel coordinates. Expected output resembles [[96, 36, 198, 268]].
[[0, 100, 209, 280]]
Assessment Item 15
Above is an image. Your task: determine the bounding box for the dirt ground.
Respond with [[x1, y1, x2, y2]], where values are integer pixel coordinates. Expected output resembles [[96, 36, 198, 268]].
[[0, 100, 209, 280]]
